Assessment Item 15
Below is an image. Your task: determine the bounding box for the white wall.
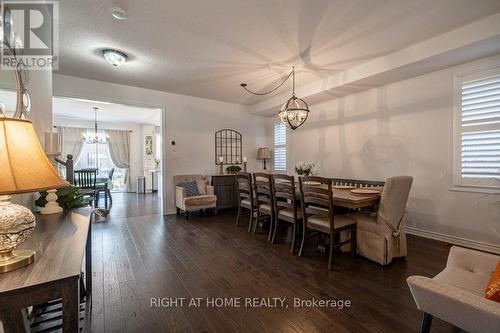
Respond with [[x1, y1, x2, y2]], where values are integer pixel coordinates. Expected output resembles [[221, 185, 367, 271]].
[[53, 74, 269, 214], [52, 116, 144, 191], [282, 54, 500, 252]]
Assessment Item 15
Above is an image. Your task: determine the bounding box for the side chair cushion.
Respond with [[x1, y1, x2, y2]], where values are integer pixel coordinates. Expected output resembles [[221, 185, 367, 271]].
[[179, 180, 200, 197], [241, 199, 253, 209], [196, 179, 208, 195], [307, 215, 356, 232], [184, 195, 217, 206], [434, 267, 491, 297], [278, 208, 302, 219], [259, 203, 272, 213]]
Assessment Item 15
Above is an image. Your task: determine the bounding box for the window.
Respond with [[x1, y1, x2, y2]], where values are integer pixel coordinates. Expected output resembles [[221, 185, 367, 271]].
[[274, 122, 287, 171], [75, 129, 127, 192], [453, 67, 500, 191]]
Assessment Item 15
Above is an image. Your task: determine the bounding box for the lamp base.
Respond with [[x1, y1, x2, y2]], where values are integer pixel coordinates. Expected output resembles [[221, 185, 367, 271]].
[[0, 249, 35, 273], [40, 189, 63, 215]]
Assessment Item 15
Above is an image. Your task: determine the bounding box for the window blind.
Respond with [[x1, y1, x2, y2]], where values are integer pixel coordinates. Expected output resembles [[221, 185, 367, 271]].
[[461, 74, 500, 179], [274, 123, 286, 171]]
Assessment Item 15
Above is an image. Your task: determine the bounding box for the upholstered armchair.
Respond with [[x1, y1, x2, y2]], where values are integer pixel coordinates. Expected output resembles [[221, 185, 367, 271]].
[[407, 246, 500, 333], [174, 175, 217, 219], [351, 176, 413, 265]]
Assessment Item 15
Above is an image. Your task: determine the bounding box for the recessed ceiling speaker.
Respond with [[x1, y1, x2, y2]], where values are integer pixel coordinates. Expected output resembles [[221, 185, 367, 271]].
[[111, 7, 127, 20]]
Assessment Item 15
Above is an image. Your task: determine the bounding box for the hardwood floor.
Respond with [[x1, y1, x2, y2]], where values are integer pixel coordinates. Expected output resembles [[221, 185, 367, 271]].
[[91, 193, 457, 333]]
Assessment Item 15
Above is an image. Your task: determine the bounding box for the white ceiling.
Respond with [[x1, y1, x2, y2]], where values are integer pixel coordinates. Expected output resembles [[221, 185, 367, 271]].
[[0, 89, 160, 124], [56, 0, 500, 105], [52, 97, 161, 125]]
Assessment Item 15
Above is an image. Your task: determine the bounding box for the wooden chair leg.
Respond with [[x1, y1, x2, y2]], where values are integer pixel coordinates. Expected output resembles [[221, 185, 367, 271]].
[[247, 209, 254, 233], [235, 205, 241, 226], [267, 214, 274, 242], [290, 222, 297, 253], [419, 312, 433, 333], [185, 211, 189, 220], [298, 225, 306, 257], [108, 189, 113, 208], [253, 211, 260, 233], [271, 214, 279, 243], [351, 225, 357, 256], [328, 233, 335, 270], [176, 208, 180, 217]]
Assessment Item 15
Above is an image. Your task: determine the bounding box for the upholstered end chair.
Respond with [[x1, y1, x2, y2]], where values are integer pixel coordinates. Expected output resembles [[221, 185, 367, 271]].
[[351, 176, 413, 265], [407, 246, 500, 333], [174, 175, 217, 219]]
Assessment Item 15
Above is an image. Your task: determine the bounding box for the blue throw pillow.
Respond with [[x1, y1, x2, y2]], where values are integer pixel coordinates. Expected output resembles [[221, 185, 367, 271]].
[[179, 180, 200, 197]]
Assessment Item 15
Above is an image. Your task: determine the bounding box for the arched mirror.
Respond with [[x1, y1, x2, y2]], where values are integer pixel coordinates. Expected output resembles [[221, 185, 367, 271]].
[[215, 129, 242, 165]]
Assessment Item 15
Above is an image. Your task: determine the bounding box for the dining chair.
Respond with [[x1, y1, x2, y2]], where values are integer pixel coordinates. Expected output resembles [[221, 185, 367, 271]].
[[74, 168, 98, 206], [235, 172, 256, 232], [272, 174, 301, 252], [253, 172, 275, 241], [299, 176, 357, 270], [351, 176, 413, 265], [96, 167, 114, 209]]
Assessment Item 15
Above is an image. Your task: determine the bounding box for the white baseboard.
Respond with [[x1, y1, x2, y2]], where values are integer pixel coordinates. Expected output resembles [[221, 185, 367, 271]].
[[165, 208, 177, 216], [404, 226, 500, 254]]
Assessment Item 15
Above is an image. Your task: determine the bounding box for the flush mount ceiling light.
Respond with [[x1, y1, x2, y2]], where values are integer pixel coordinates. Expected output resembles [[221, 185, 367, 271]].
[[103, 49, 128, 67], [240, 66, 310, 130], [111, 7, 128, 20]]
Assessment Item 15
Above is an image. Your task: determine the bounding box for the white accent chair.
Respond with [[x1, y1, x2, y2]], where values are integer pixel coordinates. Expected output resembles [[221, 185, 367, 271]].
[[351, 176, 413, 265], [407, 246, 500, 333], [174, 175, 217, 219]]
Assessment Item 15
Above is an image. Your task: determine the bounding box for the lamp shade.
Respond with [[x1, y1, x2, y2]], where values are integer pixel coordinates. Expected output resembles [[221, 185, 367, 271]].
[[0, 118, 69, 195], [256, 148, 271, 160]]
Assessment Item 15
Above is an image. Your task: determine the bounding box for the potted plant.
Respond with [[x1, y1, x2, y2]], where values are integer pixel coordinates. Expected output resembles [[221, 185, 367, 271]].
[[294, 162, 319, 177], [35, 186, 90, 210], [226, 165, 242, 174]]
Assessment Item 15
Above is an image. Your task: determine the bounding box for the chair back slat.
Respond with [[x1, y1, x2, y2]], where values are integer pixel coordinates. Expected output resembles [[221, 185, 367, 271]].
[[74, 168, 97, 189], [253, 173, 274, 210], [272, 174, 296, 212], [236, 172, 254, 207], [299, 176, 334, 229]]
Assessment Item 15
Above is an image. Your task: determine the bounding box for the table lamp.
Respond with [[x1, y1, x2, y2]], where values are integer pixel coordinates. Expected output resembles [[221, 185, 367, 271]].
[[0, 118, 69, 273], [256, 148, 271, 170]]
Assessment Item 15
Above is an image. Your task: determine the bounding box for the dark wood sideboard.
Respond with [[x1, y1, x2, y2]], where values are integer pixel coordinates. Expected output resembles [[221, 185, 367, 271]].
[[212, 174, 238, 210], [0, 208, 92, 332]]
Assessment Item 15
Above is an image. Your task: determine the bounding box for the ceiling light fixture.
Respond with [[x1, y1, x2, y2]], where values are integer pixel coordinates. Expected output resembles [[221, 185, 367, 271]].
[[240, 66, 310, 130], [103, 49, 128, 67], [111, 7, 128, 20]]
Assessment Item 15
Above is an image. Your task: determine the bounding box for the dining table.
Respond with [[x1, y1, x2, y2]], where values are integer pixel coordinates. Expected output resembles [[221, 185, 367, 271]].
[[330, 188, 381, 209]]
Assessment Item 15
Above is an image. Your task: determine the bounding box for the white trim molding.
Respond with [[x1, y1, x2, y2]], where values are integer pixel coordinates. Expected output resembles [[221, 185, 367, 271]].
[[405, 226, 500, 255]]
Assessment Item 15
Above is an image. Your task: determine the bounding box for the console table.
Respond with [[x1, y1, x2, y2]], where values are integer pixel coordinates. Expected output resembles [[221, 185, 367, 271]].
[[212, 174, 238, 209], [0, 208, 92, 332]]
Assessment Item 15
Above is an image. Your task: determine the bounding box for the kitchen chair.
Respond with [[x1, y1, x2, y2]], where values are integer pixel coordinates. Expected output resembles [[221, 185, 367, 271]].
[[272, 174, 301, 252], [96, 167, 114, 209], [253, 172, 275, 241], [74, 168, 97, 206], [299, 176, 357, 270], [235, 172, 256, 232]]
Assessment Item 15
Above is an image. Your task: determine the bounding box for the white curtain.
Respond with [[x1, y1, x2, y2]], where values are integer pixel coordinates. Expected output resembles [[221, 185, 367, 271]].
[[106, 129, 131, 192], [59, 127, 85, 175]]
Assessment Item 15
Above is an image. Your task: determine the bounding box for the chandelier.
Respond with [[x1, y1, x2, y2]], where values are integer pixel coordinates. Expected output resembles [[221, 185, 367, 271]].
[[82, 107, 109, 144], [240, 66, 310, 130]]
